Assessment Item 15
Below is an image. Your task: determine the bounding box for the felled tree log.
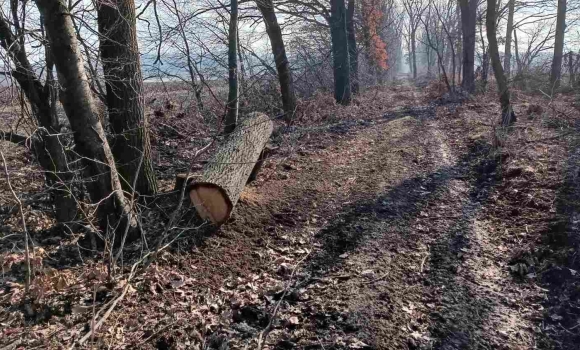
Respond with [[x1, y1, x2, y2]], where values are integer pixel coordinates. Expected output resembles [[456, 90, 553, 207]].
[[174, 173, 198, 191], [190, 112, 273, 225], [247, 145, 275, 184]]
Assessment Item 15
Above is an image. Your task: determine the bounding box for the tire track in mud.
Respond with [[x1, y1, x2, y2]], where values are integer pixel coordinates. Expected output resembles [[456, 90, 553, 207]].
[[274, 105, 544, 349]]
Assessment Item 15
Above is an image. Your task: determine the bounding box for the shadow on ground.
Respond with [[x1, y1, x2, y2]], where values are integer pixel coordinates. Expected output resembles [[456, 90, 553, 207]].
[[295, 138, 505, 349], [536, 134, 580, 349]]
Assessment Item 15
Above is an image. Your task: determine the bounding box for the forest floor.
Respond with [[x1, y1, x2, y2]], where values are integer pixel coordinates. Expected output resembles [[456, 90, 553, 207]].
[[1, 80, 580, 349]]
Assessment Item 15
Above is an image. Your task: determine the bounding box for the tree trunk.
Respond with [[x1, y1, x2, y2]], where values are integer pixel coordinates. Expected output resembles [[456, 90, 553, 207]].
[[36, 0, 136, 235], [330, 0, 352, 105], [478, 20, 489, 88], [504, 0, 514, 78], [190, 113, 273, 225], [411, 29, 418, 79], [256, 0, 297, 120], [0, 14, 78, 224], [98, 0, 157, 197], [550, 0, 567, 90], [486, 0, 516, 126], [459, 0, 477, 93], [513, 28, 522, 75], [346, 0, 359, 94], [482, 51, 489, 87], [225, 0, 239, 134], [569, 51, 576, 85]]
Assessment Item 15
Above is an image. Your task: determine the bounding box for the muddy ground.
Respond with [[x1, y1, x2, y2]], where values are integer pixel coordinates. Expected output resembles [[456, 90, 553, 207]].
[[1, 81, 580, 349]]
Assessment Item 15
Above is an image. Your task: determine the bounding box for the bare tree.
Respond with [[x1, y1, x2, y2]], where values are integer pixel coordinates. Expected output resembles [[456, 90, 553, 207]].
[[0, 8, 78, 224], [225, 0, 239, 133], [36, 0, 136, 234], [504, 0, 515, 78], [486, 0, 516, 126], [98, 0, 158, 196], [420, 0, 457, 92], [347, 0, 359, 94], [330, 0, 351, 105], [459, 0, 477, 93], [402, 0, 427, 79], [550, 0, 567, 89], [257, 0, 297, 119]]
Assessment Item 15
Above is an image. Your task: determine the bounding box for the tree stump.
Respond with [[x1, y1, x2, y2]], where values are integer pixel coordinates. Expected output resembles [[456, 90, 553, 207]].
[[190, 112, 273, 225]]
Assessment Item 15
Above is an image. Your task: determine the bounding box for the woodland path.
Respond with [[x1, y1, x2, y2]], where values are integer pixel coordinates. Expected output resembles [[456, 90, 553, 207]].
[[159, 84, 551, 349], [3, 83, 574, 349], [255, 107, 542, 349]]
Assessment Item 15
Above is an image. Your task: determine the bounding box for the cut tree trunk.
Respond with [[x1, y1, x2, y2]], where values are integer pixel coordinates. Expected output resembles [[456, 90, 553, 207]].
[[247, 145, 275, 183], [98, 0, 157, 196], [257, 0, 297, 120], [190, 113, 273, 225], [174, 173, 199, 192]]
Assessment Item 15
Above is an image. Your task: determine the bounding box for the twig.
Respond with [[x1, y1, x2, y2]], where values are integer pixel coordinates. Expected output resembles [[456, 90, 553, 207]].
[[135, 320, 178, 345], [74, 282, 131, 348], [525, 131, 574, 144], [158, 122, 190, 139], [151, 140, 213, 257], [90, 284, 97, 346], [1, 151, 31, 292], [257, 252, 311, 350], [0, 338, 22, 350], [112, 150, 146, 269], [420, 254, 429, 273], [364, 273, 389, 285]]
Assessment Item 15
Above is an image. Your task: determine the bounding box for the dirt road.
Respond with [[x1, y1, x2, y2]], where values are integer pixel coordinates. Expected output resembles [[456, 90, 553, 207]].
[[1, 83, 578, 349]]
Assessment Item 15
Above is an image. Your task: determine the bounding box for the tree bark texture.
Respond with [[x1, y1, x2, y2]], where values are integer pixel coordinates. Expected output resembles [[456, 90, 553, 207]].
[[504, 0, 514, 78], [411, 30, 418, 79], [346, 0, 359, 94], [98, 0, 158, 196], [486, 0, 516, 126], [190, 113, 273, 225], [0, 14, 78, 223], [36, 0, 136, 235], [256, 0, 297, 120], [330, 0, 351, 105], [550, 0, 567, 90], [569, 52, 577, 85], [225, 0, 239, 133], [459, 0, 477, 93]]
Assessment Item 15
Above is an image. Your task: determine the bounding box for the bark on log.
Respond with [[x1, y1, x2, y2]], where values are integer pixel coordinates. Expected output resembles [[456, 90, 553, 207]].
[[174, 173, 199, 192], [190, 113, 273, 225], [247, 145, 274, 184]]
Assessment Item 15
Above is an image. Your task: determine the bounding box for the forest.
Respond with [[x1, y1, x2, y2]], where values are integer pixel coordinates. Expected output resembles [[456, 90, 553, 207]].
[[1, 0, 580, 348]]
